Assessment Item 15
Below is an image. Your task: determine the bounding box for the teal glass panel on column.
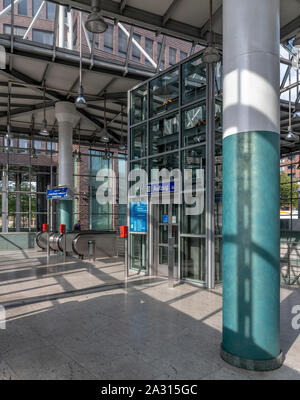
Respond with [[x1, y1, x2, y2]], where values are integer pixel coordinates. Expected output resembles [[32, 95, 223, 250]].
[[58, 200, 73, 232], [222, 131, 281, 368]]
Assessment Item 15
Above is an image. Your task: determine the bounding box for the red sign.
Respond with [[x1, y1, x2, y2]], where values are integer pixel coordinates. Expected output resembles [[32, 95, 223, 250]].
[[42, 224, 48, 232], [60, 224, 66, 234], [120, 226, 128, 238]]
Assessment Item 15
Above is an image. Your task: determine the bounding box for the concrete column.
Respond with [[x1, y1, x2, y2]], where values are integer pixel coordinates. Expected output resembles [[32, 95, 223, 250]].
[[222, 0, 282, 370], [55, 102, 79, 232]]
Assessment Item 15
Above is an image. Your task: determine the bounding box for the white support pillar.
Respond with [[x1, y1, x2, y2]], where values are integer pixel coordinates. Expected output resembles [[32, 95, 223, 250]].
[[55, 102, 79, 232], [55, 102, 79, 188], [58, 5, 65, 48], [67, 9, 73, 51]]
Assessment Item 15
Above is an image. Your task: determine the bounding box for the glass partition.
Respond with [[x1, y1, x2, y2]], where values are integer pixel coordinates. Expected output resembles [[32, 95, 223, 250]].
[[182, 55, 206, 104], [182, 102, 206, 146], [150, 112, 179, 154], [131, 124, 147, 160], [128, 51, 222, 287], [149, 68, 179, 117], [131, 84, 147, 125]]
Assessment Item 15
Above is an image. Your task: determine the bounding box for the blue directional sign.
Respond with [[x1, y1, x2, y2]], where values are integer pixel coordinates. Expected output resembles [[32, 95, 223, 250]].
[[148, 181, 175, 194], [130, 201, 147, 233], [47, 187, 68, 199]]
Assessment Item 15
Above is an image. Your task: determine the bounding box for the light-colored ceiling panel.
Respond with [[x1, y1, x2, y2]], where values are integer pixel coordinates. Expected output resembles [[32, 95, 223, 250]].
[[45, 64, 79, 92], [13, 55, 47, 83], [127, 0, 173, 17]]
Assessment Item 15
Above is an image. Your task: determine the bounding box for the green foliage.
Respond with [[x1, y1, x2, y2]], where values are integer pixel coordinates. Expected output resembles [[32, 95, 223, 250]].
[[280, 172, 299, 209]]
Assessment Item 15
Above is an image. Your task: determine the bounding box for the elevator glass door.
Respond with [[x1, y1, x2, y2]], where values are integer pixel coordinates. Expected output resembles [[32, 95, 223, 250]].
[[155, 204, 178, 276]]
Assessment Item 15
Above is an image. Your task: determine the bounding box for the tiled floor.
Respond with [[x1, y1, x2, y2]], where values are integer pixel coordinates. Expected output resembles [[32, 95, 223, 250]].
[[0, 249, 299, 380]]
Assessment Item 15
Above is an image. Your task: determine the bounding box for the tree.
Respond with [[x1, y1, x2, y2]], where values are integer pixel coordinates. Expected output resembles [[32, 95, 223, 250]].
[[280, 172, 299, 209]]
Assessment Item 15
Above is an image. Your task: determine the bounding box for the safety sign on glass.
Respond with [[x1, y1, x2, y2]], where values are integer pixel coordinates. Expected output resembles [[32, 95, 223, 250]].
[[130, 201, 147, 233]]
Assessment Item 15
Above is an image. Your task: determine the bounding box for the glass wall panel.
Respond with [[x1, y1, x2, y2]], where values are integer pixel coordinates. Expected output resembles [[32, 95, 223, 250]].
[[182, 102, 206, 146], [149, 152, 179, 178], [181, 146, 206, 235], [215, 100, 222, 143], [150, 68, 179, 117], [215, 237, 222, 284], [150, 112, 179, 154], [131, 85, 147, 125], [130, 124, 147, 160], [130, 234, 147, 270], [182, 55, 206, 104], [181, 237, 206, 282]]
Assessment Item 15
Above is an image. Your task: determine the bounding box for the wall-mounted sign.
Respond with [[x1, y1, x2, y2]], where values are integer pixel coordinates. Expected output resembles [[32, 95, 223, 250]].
[[47, 187, 70, 200], [147, 181, 175, 194], [162, 215, 168, 223], [130, 201, 147, 233]]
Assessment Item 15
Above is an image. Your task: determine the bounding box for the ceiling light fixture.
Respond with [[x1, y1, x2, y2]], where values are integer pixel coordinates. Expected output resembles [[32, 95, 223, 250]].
[[75, 12, 87, 109], [202, 0, 221, 64], [85, 0, 108, 34]]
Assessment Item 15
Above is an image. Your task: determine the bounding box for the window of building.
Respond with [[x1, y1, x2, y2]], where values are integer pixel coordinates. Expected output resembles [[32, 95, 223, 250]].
[[132, 33, 141, 62], [180, 51, 188, 61], [169, 47, 177, 66], [32, 0, 43, 17], [145, 38, 153, 66], [157, 42, 165, 70], [3, 24, 27, 38], [32, 29, 53, 45], [46, 1, 56, 20], [18, 139, 28, 154], [118, 27, 127, 57], [3, 0, 10, 9], [18, 0, 28, 16], [104, 23, 114, 53]]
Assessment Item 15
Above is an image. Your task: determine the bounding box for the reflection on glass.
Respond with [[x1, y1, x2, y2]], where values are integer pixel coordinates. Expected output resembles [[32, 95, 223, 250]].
[[131, 84, 147, 125], [150, 113, 179, 154], [131, 124, 147, 160], [150, 68, 179, 117], [182, 147, 206, 234], [181, 237, 206, 282], [159, 246, 168, 265], [159, 225, 168, 243], [149, 152, 179, 181], [130, 234, 147, 270], [215, 237, 222, 284], [215, 100, 222, 143], [182, 55, 206, 104], [182, 103, 206, 146]]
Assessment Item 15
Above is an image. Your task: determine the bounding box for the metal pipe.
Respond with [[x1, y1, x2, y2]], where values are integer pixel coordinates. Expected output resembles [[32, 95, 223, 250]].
[[0, 0, 20, 18], [118, 22, 157, 68]]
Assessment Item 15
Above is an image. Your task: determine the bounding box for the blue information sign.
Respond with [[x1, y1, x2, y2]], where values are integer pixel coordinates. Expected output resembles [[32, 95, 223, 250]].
[[130, 201, 147, 233], [148, 181, 175, 194], [47, 187, 68, 199], [162, 215, 168, 223]]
